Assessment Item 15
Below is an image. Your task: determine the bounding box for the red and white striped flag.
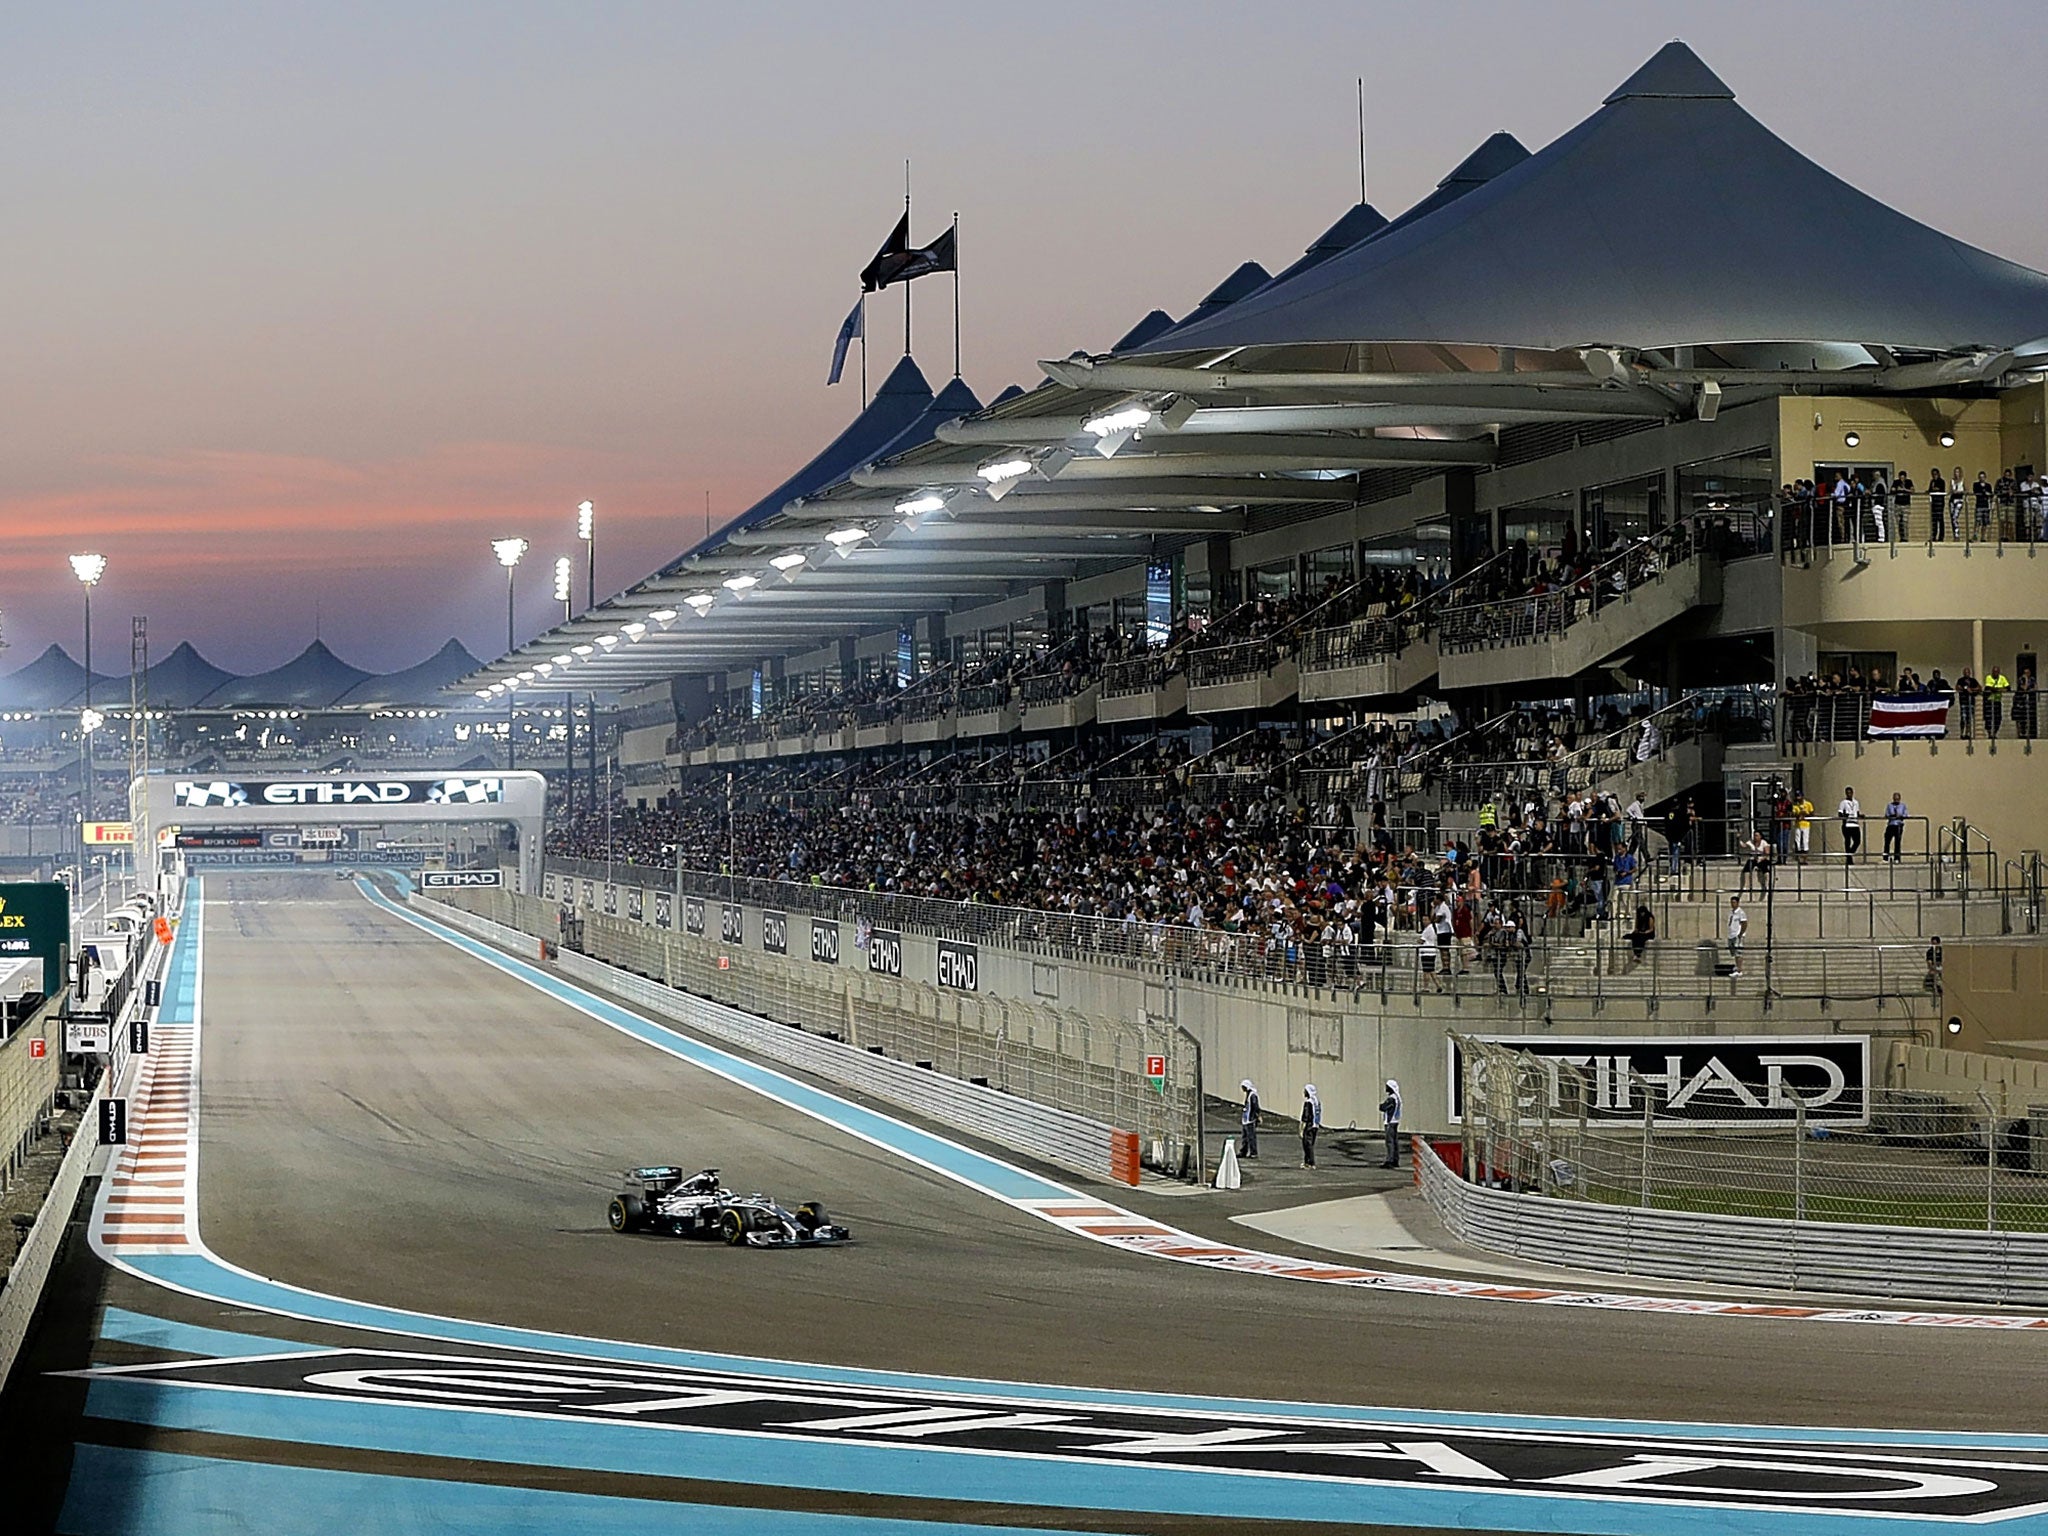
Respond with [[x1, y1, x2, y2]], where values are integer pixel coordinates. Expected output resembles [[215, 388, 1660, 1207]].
[[1868, 695, 1949, 737]]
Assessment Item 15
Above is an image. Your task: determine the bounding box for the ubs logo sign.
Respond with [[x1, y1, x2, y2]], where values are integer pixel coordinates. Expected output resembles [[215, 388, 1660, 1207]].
[[761, 910, 788, 955], [866, 927, 903, 978], [627, 888, 644, 922], [720, 903, 744, 945], [810, 919, 839, 965], [653, 892, 672, 930], [684, 897, 705, 935], [604, 885, 618, 916], [937, 938, 979, 992]]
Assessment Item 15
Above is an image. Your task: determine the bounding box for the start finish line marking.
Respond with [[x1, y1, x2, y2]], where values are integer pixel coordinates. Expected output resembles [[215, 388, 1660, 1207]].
[[70, 1347, 2048, 1525]]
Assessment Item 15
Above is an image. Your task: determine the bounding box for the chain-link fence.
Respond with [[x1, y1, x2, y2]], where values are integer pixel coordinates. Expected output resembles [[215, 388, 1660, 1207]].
[[1452, 1032, 2048, 1233], [446, 888, 1204, 1178]]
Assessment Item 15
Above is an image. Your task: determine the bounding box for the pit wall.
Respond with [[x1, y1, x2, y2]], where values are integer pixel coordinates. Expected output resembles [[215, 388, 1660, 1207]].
[[475, 875, 1933, 1137]]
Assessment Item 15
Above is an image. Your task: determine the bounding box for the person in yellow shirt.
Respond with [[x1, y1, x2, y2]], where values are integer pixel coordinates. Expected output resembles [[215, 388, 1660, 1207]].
[[1791, 794, 1815, 864], [1984, 668, 2011, 739]]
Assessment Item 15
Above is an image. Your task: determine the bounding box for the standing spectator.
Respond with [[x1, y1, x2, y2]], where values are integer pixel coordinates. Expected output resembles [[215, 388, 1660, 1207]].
[[1378, 1079, 1403, 1169], [1883, 792, 1909, 862], [1791, 790, 1815, 864], [1984, 665, 2010, 739], [1727, 894, 1748, 977], [1952, 465, 1967, 537], [1892, 469, 1914, 541], [1973, 471, 1993, 538], [1956, 667, 1981, 738], [1837, 786, 1863, 864], [2017, 665, 2038, 741], [1927, 468, 1947, 541], [1239, 1079, 1261, 1160], [1925, 935, 1944, 994], [1300, 1083, 1322, 1168], [1772, 784, 1794, 861], [1663, 799, 1692, 877]]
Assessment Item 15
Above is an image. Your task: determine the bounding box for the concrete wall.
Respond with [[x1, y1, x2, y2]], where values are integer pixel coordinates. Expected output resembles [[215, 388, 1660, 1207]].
[[1795, 735, 2041, 861], [1935, 942, 2048, 1057]]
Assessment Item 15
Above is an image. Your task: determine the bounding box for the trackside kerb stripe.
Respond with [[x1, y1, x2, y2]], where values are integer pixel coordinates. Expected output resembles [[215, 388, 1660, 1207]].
[[58, 1446, 1096, 1536], [83, 878, 2048, 1460]]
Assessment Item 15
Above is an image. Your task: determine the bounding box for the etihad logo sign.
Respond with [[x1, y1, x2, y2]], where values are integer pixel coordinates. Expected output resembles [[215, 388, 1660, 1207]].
[[1449, 1034, 1870, 1129], [174, 777, 504, 809]]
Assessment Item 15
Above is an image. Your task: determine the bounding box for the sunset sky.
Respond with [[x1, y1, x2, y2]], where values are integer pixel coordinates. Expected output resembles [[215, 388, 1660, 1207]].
[[6, 1, 2046, 677]]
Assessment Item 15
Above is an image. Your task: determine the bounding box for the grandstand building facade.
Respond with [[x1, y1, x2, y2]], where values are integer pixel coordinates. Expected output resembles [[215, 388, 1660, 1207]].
[[465, 43, 2046, 869]]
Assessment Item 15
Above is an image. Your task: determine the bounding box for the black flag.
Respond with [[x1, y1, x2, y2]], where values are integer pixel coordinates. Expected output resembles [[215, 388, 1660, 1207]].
[[859, 211, 910, 293], [862, 220, 956, 292]]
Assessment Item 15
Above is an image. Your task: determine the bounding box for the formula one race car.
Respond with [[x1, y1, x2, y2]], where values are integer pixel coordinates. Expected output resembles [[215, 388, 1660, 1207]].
[[605, 1166, 850, 1248]]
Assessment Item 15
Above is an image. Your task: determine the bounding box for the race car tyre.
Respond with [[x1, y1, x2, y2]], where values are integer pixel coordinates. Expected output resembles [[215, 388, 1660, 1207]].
[[721, 1209, 748, 1246], [607, 1196, 638, 1234], [795, 1202, 827, 1232]]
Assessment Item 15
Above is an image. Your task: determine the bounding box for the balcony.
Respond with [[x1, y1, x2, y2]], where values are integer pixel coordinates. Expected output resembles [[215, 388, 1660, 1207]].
[[1299, 610, 1439, 704], [1099, 655, 1186, 723], [1437, 548, 1717, 691], [1184, 638, 1298, 715], [1019, 672, 1098, 732]]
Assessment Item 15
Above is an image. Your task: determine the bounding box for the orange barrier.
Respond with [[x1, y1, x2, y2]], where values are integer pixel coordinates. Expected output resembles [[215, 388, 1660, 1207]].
[[1109, 1131, 1141, 1186]]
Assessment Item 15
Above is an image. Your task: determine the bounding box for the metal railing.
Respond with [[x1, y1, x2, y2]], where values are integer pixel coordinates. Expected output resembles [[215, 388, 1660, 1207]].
[[1101, 654, 1172, 699], [1437, 533, 1700, 657], [541, 856, 1952, 1008], [1781, 688, 2041, 745]]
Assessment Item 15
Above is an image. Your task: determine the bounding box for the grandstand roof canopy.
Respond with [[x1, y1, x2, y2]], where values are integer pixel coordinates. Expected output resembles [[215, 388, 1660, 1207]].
[[456, 40, 2048, 700], [0, 637, 481, 712], [1137, 42, 2048, 357]]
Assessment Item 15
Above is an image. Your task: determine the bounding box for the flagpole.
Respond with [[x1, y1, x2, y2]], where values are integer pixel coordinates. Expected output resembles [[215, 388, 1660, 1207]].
[[1357, 77, 1368, 206], [860, 294, 868, 406], [950, 211, 961, 381], [902, 160, 912, 358]]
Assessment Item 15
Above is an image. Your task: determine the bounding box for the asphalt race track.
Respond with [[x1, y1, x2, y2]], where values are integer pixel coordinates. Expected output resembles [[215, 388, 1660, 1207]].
[[9, 871, 2048, 1535]]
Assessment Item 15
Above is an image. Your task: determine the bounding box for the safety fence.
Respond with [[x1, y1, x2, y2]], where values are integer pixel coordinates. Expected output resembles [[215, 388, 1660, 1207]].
[[1449, 1032, 2048, 1236], [1417, 1137, 2048, 1306], [438, 887, 1203, 1179], [544, 857, 1949, 1010]]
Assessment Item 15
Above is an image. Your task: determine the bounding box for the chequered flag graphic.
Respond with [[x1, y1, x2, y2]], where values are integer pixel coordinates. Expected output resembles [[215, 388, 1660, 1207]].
[[426, 777, 502, 805], [174, 781, 247, 808]]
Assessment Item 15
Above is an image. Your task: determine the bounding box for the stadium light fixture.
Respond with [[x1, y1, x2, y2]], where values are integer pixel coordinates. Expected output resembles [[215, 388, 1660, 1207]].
[[648, 608, 679, 624], [1083, 404, 1151, 438], [534, 662, 554, 677], [1940, 430, 1956, 448], [80, 707, 105, 734], [595, 634, 620, 649], [573, 643, 595, 655], [492, 537, 529, 569], [553, 555, 573, 606], [69, 553, 108, 587], [474, 689, 492, 700], [1156, 393, 1200, 431], [685, 592, 716, 611], [977, 457, 1031, 484], [770, 552, 808, 571], [895, 494, 945, 518], [621, 621, 648, 638], [826, 526, 868, 546], [1037, 446, 1076, 478], [722, 574, 759, 593], [1844, 431, 1860, 448]]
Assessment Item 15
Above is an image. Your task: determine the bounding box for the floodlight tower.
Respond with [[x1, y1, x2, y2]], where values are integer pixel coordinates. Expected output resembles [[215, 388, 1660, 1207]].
[[492, 538, 528, 769]]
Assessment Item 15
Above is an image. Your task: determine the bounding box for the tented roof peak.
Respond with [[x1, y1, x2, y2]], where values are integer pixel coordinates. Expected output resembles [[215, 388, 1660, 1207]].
[[1442, 131, 1530, 186], [1606, 40, 1734, 103]]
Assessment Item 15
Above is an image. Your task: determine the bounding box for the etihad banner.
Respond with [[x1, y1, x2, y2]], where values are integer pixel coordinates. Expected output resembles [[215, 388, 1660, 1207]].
[[420, 870, 504, 890], [173, 776, 505, 809], [1449, 1034, 1869, 1128]]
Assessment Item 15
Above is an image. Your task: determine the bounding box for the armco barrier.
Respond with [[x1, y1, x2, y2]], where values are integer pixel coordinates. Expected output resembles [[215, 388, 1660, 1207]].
[[411, 894, 1140, 1186], [1416, 1137, 2048, 1307]]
